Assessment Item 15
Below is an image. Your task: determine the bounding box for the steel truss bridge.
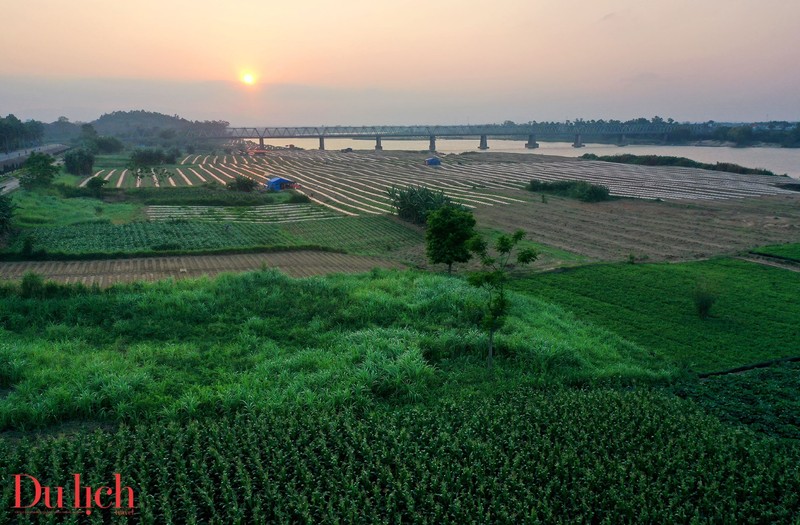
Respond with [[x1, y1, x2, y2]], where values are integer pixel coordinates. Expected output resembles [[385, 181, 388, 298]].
[[193, 123, 710, 151]]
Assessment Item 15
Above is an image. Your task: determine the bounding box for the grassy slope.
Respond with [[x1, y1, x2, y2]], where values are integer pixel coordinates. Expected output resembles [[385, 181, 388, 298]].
[[0, 269, 674, 430], [10, 189, 142, 227], [513, 258, 800, 372]]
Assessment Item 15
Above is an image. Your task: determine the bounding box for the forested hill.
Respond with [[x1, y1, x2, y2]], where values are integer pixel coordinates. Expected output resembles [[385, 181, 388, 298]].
[[92, 110, 228, 138]]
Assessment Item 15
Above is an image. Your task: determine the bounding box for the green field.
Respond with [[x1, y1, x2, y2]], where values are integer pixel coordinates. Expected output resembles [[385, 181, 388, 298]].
[[1, 269, 798, 522], [752, 242, 800, 262], [1, 215, 423, 260], [3, 389, 797, 524], [2, 175, 799, 521], [513, 258, 800, 372], [9, 189, 142, 227]]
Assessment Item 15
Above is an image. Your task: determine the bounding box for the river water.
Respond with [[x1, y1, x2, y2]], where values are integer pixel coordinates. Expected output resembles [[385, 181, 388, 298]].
[[250, 138, 800, 179]]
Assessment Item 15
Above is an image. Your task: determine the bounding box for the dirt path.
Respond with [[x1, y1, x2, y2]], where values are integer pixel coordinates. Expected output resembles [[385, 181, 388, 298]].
[[737, 254, 800, 272], [0, 251, 405, 286], [0, 177, 19, 195]]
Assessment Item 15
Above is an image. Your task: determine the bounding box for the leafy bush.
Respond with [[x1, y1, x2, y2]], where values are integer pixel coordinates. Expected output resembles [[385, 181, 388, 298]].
[[20, 272, 45, 298], [388, 186, 456, 224], [527, 179, 611, 202], [129, 147, 175, 167], [226, 175, 259, 192], [85, 176, 108, 197], [693, 279, 718, 319]]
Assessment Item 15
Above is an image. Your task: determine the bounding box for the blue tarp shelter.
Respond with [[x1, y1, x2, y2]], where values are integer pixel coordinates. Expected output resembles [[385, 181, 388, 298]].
[[424, 157, 441, 166], [267, 177, 295, 191]]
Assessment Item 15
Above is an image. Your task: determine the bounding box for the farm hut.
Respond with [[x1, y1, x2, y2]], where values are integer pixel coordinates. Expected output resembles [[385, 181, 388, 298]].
[[267, 177, 296, 191], [424, 157, 442, 166]]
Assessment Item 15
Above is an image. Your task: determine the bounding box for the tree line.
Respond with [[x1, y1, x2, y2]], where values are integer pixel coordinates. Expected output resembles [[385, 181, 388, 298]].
[[0, 115, 44, 153]]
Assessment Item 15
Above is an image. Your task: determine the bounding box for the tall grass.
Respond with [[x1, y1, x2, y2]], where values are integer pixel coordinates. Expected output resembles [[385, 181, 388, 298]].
[[0, 269, 675, 430]]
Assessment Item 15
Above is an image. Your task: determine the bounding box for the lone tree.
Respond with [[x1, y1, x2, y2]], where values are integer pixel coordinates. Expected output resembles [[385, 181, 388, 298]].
[[18, 152, 59, 189], [467, 230, 538, 368], [425, 205, 475, 274]]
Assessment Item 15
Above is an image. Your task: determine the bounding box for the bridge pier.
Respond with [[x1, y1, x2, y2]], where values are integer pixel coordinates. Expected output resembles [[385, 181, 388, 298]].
[[375, 136, 383, 151], [525, 134, 539, 149], [572, 134, 584, 148], [258, 137, 265, 148], [429, 136, 436, 152], [478, 135, 489, 150], [618, 134, 627, 146], [318, 137, 325, 150]]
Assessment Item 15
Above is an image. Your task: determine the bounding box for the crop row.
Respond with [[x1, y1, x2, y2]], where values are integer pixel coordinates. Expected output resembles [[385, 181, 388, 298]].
[[144, 203, 342, 224], [2, 388, 798, 523], [2, 216, 422, 257]]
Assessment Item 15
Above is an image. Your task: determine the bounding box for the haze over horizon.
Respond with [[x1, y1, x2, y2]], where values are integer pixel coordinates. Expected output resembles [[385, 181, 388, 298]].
[[2, 0, 799, 126]]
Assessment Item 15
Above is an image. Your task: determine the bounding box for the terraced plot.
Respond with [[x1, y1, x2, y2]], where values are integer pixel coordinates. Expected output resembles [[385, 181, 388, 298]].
[[84, 151, 794, 218]]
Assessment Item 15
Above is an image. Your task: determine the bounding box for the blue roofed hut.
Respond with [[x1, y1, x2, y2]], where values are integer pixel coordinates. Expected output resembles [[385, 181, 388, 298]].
[[424, 157, 442, 166], [267, 177, 296, 191]]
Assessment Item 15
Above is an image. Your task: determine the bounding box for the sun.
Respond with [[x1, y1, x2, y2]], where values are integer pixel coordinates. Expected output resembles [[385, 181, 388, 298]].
[[241, 73, 256, 85]]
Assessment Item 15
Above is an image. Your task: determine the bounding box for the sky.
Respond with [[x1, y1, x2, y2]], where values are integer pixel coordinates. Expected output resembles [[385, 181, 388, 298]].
[[1, 0, 799, 126]]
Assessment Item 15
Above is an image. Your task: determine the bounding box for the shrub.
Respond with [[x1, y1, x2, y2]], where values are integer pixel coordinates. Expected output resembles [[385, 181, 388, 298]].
[[226, 175, 259, 193], [527, 179, 611, 202], [387, 186, 457, 225], [20, 272, 45, 298], [85, 176, 108, 197], [693, 279, 718, 319]]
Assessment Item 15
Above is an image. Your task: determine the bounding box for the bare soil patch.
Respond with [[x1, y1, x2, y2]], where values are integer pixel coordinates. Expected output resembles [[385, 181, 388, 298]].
[[475, 193, 800, 263]]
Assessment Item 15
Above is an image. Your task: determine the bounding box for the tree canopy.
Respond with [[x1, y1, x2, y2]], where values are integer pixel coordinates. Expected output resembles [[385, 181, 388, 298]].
[[425, 206, 476, 274], [18, 152, 59, 189], [0, 193, 15, 236], [64, 149, 95, 176]]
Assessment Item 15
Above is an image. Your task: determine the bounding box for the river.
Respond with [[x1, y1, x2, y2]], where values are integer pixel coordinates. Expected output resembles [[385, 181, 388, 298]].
[[249, 138, 800, 179]]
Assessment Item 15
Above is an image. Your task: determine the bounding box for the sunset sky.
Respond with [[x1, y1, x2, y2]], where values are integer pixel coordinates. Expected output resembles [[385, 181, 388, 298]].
[[2, 0, 799, 125]]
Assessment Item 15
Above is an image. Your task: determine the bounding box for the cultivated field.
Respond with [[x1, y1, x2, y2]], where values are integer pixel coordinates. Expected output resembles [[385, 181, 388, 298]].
[[73, 149, 800, 264], [476, 194, 800, 262], [0, 251, 403, 285], [80, 150, 796, 217]]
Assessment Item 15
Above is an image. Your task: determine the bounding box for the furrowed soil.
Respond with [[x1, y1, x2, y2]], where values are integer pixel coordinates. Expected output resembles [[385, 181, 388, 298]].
[[0, 251, 404, 286], [474, 193, 800, 263]]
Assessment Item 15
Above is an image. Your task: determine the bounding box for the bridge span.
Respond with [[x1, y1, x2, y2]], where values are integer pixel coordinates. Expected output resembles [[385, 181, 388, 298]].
[[201, 123, 709, 152]]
